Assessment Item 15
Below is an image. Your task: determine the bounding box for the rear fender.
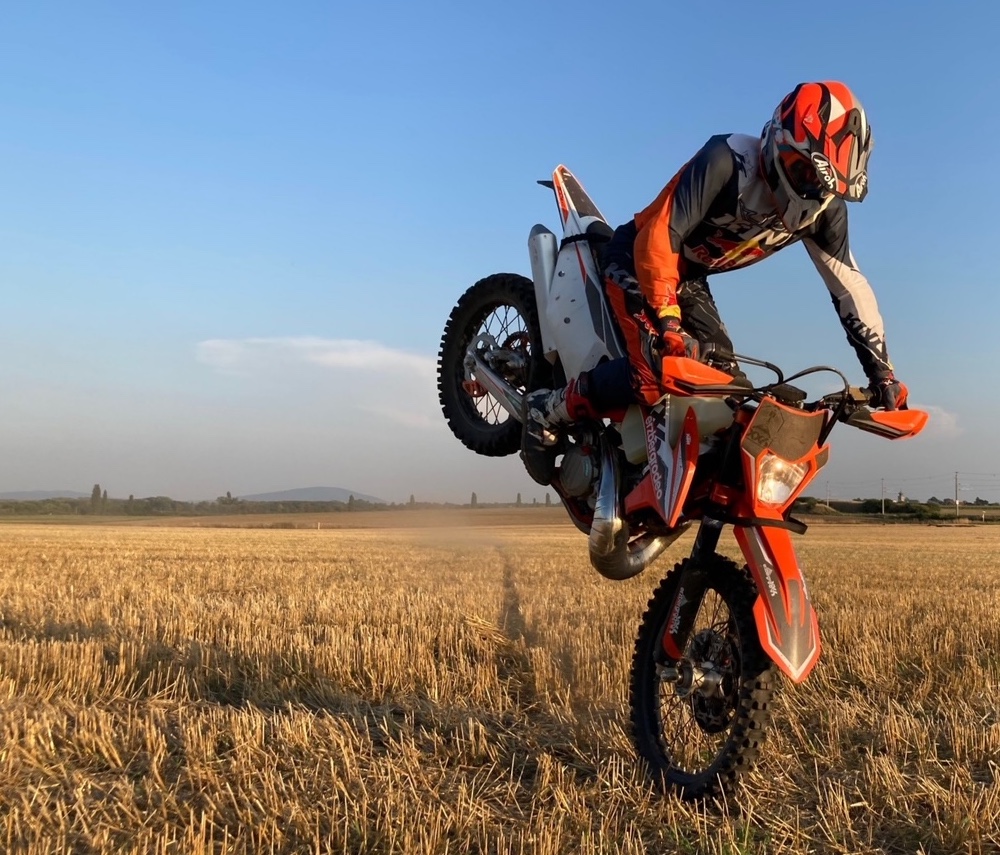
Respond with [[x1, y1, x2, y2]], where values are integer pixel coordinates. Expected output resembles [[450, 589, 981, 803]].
[[734, 525, 820, 682], [537, 166, 623, 376], [552, 164, 607, 233]]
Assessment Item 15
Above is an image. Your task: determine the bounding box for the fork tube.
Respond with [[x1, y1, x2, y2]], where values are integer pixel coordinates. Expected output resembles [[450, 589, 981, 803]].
[[691, 416, 746, 560], [689, 517, 724, 563], [660, 555, 711, 661], [660, 517, 727, 661]]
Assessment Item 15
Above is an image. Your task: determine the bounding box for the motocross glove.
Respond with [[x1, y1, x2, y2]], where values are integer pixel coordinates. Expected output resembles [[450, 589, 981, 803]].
[[656, 316, 699, 360], [868, 373, 909, 411]]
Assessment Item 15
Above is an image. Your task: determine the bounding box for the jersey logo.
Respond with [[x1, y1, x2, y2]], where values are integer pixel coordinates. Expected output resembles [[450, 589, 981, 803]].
[[688, 229, 792, 269], [737, 199, 785, 232]]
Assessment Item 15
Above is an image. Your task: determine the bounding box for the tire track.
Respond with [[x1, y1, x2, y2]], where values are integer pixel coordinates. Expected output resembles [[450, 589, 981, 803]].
[[497, 550, 539, 709]]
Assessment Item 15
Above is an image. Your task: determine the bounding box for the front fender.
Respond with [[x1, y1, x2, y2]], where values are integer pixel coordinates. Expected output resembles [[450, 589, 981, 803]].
[[734, 525, 821, 682]]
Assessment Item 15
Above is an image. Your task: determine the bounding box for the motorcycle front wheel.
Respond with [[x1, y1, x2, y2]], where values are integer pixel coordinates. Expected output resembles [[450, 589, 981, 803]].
[[629, 555, 777, 800], [437, 273, 550, 456]]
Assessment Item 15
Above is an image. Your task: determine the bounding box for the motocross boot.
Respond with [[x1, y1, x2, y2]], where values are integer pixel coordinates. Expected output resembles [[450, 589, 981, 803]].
[[521, 377, 597, 485]]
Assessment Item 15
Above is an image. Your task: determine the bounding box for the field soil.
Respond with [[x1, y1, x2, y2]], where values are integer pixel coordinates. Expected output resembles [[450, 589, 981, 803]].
[[1, 513, 998, 853]]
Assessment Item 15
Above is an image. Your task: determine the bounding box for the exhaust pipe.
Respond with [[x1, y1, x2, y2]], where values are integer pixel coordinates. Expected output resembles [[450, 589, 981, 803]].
[[460, 350, 685, 580], [588, 437, 689, 580]]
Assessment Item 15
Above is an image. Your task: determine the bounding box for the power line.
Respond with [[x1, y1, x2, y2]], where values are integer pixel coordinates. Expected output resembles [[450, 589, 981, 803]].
[[824, 473, 955, 486], [814, 469, 1000, 503]]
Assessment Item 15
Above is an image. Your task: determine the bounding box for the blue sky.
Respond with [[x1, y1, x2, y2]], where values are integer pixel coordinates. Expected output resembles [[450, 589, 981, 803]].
[[1, 1, 998, 503]]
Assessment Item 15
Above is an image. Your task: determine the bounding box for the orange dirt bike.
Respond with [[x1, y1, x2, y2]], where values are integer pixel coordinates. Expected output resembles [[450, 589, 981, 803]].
[[437, 166, 928, 799]]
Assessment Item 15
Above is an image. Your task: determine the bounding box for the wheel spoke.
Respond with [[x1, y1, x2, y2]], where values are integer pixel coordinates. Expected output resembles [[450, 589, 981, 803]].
[[442, 276, 541, 457], [501, 305, 512, 338], [652, 584, 743, 775], [706, 592, 725, 629], [466, 302, 532, 425], [475, 393, 504, 425], [658, 689, 686, 726], [631, 560, 777, 798]]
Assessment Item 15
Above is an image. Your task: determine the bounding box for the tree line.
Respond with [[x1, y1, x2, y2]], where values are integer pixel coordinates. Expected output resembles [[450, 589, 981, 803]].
[[5, 485, 994, 519], [0, 485, 558, 517], [793, 496, 999, 520], [0, 485, 389, 517]]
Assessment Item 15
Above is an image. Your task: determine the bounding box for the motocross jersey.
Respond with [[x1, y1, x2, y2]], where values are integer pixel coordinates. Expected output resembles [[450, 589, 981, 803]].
[[626, 133, 892, 380]]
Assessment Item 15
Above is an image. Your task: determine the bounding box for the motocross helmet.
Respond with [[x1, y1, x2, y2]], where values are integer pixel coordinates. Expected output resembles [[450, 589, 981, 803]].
[[761, 81, 873, 231]]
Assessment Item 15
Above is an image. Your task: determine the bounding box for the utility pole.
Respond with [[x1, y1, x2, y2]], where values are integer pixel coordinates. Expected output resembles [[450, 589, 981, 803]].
[[826, 482, 830, 508], [881, 478, 885, 515], [955, 471, 960, 517]]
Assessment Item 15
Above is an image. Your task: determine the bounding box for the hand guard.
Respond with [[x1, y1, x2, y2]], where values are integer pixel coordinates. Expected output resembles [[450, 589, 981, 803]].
[[868, 374, 909, 411]]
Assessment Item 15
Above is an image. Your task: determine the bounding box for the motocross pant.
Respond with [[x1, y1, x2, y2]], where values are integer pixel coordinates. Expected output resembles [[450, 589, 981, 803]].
[[597, 262, 736, 407], [575, 219, 735, 410]]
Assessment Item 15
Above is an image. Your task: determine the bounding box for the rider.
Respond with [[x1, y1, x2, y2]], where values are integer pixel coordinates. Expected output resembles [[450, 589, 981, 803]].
[[522, 81, 908, 486]]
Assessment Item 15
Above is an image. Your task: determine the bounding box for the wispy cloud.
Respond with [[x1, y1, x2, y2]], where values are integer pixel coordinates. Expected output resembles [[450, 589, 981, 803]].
[[356, 404, 441, 430], [196, 336, 443, 431], [916, 404, 962, 439], [196, 337, 435, 377]]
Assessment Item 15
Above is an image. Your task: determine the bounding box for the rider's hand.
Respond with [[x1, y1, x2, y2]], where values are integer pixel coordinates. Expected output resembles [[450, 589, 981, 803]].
[[869, 374, 909, 411], [658, 317, 699, 359]]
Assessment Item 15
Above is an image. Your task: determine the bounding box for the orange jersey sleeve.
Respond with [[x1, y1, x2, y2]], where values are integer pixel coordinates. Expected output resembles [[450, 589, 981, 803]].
[[633, 138, 737, 319], [634, 171, 686, 319]]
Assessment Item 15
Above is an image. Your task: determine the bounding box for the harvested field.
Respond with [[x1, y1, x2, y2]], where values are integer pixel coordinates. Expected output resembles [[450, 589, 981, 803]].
[[1, 514, 998, 853]]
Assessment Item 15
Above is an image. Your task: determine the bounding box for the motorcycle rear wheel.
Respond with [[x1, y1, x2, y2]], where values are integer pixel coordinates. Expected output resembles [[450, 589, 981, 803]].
[[437, 273, 550, 457], [629, 554, 777, 800]]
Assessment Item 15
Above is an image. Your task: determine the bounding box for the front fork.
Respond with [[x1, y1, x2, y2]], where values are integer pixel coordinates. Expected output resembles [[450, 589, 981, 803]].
[[659, 517, 821, 683], [659, 517, 724, 661]]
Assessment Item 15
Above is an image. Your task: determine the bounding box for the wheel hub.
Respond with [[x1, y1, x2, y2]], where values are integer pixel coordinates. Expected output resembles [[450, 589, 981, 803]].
[[658, 628, 736, 734], [669, 658, 724, 700]]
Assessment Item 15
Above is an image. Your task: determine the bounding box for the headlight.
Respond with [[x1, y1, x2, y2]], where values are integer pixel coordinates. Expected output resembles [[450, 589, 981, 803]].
[[756, 452, 809, 506]]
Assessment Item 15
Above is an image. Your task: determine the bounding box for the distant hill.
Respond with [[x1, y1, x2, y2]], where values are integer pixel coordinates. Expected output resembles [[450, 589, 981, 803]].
[[239, 487, 385, 503], [0, 490, 91, 500]]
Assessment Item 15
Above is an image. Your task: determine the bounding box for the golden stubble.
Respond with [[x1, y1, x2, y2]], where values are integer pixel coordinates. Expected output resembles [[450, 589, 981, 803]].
[[0, 518, 998, 854]]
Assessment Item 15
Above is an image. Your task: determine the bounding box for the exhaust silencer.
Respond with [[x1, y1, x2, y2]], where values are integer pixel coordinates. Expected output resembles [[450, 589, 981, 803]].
[[587, 436, 689, 580]]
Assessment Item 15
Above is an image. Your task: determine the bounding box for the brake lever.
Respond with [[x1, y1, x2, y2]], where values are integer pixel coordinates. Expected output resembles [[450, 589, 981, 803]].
[[817, 386, 869, 416]]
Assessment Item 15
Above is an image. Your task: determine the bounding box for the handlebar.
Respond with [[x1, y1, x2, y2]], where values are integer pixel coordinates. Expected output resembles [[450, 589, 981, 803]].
[[663, 351, 928, 442], [763, 378, 926, 442]]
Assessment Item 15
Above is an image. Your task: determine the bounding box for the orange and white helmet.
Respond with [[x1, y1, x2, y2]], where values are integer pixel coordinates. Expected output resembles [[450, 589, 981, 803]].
[[761, 81, 873, 231]]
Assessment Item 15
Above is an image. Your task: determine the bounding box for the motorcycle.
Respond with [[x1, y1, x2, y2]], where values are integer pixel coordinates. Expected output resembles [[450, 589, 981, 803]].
[[436, 166, 928, 799]]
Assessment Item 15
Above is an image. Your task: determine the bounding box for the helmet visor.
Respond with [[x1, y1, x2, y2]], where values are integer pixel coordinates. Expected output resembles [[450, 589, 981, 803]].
[[763, 126, 833, 232], [779, 148, 827, 201]]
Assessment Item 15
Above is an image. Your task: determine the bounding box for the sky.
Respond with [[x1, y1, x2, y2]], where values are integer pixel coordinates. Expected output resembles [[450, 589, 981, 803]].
[[1, 1, 999, 504]]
